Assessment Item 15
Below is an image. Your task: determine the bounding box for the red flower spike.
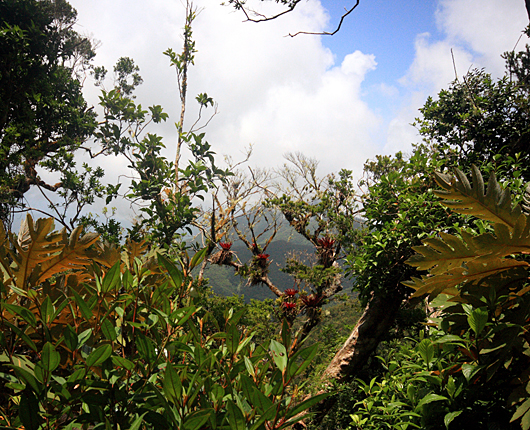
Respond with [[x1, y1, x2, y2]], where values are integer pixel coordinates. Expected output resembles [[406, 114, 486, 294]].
[[317, 236, 336, 249], [219, 242, 232, 251], [283, 302, 297, 310], [284, 288, 298, 297], [256, 254, 269, 260], [301, 294, 322, 308]]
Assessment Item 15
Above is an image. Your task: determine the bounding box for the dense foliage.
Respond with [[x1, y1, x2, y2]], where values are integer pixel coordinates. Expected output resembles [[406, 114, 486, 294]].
[[0, 215, 327, 429], [0, 0, 97, 228], [3, 1, 530, 429]]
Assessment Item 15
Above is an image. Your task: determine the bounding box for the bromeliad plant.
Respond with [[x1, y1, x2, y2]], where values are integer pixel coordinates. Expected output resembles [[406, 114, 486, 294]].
[[0, 216, 327, 429], [403, 166, 530, 429]]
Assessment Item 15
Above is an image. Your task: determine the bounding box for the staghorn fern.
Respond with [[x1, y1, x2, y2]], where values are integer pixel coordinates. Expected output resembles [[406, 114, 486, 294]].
[[404, 166, 530, 430], [404, 166, 530, 301]]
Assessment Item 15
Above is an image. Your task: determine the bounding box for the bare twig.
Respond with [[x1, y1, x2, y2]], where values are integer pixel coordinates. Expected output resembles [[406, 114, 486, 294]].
[[230, 1, 359, 37], [288, 1, 359, 37]]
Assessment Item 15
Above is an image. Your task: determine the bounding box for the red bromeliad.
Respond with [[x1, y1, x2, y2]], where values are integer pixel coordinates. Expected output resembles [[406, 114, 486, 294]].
[[316, 236, 335, 249], [301, 294, 322, 308], [283, 288, 298, 297], [219, 242, 232, 251], [283, 302, 297, 310]]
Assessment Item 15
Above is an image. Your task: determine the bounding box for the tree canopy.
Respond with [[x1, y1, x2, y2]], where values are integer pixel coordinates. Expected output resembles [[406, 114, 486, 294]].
[[0, 0, 96, 228]]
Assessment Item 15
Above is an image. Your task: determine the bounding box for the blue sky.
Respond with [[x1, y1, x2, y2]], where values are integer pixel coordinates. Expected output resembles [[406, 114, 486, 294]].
[[321, 0, 440, 84], [28, 0, 529, 225]]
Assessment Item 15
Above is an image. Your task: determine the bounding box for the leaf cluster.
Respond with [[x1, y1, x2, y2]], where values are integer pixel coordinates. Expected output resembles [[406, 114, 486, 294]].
[[0, 216, 326, 429]]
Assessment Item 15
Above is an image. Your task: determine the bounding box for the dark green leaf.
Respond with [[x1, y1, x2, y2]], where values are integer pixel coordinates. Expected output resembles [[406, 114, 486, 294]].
[[101, 261, 121, 293], [41, 342, 60, 373], [163, 362, 182, 403], [86, 344, 112, 367], [19, 390, 41, 430], [227, 399, 246, 430]]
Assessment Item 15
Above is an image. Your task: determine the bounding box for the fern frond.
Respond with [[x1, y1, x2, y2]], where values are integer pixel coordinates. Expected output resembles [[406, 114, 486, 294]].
[[10, 215, 64, 291], [522, 183, 530, 215], [31, 226, 99, 287], [407, 230, 479, 275], [405, 258, 529, 300], [434, 165, 522, 228]]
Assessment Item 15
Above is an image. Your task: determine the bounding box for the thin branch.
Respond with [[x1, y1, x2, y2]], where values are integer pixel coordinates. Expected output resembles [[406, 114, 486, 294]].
[[236, 0, 301, 23], [288, 1, 359, 37]]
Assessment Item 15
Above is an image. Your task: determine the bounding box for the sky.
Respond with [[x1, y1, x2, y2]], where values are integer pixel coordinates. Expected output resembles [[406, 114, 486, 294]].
[[36, 0, 530, 224]]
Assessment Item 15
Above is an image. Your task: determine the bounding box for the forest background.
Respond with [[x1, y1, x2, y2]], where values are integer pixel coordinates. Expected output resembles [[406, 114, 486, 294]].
[[2, 1, 530, 430]]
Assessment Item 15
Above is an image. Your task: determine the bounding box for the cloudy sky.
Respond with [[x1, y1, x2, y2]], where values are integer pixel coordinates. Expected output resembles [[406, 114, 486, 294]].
[[55, 0, 528, 223]]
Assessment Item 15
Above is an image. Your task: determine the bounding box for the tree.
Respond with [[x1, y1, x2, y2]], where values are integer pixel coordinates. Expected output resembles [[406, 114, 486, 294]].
[[402, 166, 530, 429], [0, 0, 97, 229], [414, 67, 530, 182], [305, 38, 530, 426]]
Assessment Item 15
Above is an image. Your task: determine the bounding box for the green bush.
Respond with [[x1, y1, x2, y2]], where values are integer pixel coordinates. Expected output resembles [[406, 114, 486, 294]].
[[0, 216, 326, 429]]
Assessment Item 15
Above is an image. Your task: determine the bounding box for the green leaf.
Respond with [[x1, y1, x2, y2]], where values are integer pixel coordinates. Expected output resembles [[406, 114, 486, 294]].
[[182, 409, 213, 430], [288, 343, 319, 378], [112, 356, 135, 371], [461, 363, 482, 381], [19, 390, 41, 430], [227, 399, 246, 430], [190, 247, 208, 270], [77, 328, 92, 348], [40, 296, 54, 325], [63, 324, 79, 351], [511, 398, 530, 422], [2, 303, 37, 327], [283, 392, 331, 422], [523, 408, 530, 430], [444, 410, 462, 429], [12, 366, 41, 394], [158, 253, 183, 289], [244, 356, 255, 377], [226, 323, 241, 355], [129, 412, 148, 430], [101, 261, 121, 293], [467, 308, 488, 336], [163, 362, 182, 403], [136, 333, 156, 361], [86, 344, 112, 367], [269, 339, 287, 373], [250, 386, 273, 415], [415, 393, 448, 410], [71, 290, 93, 321], [41, 342, 60, 373], [100, 318, 117, 342], [417, 339, 435, 367], [4, 322, 37, 352]]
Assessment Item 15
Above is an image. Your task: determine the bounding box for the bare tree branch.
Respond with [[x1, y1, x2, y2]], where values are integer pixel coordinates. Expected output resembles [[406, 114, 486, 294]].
[[288, 1, 360, 37], [229, 1, 360, 37]]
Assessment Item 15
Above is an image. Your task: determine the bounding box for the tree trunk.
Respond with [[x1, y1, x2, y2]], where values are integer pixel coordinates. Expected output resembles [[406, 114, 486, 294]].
[[297, 289, 405, 429], [323, 289, 404, 383]]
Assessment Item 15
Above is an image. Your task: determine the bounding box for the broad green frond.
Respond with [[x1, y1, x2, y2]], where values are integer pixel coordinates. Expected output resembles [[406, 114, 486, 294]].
[[31, 226, 99, 287], [405, 258, 529, 300], [10, 215, 64, 291], [405, 167, 530, 301], [407, 230, 479, 275], [434, 165, 522, 228]]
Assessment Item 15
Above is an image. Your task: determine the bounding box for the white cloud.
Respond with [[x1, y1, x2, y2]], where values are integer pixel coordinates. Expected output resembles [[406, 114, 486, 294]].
[[63, 0, 381, 225]]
